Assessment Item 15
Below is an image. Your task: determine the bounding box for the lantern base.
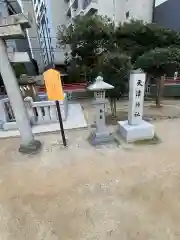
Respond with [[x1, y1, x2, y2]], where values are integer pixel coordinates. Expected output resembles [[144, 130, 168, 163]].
[[89, 131, 114, 146], [118, 120, 155, 143]]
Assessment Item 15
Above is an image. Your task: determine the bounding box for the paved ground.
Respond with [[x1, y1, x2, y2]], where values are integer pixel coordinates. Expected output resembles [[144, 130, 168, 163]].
[[82, 98, 180, 123], [1, 100, 180, 239]]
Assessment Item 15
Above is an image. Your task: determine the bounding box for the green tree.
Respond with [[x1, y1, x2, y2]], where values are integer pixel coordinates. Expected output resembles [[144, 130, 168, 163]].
[[13, 63, 27, 78], [135, 47, 180, 106], [58, 15, 115, 80], [115, 20, 180, 63], [99, 53, 132, 116]]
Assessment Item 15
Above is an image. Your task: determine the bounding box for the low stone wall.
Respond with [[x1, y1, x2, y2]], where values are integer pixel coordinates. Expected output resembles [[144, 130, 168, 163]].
[[0, 93, 69, 131]]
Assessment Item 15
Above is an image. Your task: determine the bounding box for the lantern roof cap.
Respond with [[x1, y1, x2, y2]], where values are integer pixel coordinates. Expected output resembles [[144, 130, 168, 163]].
[[87, 76, 114, 91]]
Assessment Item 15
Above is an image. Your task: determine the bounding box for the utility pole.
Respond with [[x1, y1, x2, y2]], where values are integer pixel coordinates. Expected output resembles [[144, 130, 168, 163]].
[[0, 13, 41, 154]]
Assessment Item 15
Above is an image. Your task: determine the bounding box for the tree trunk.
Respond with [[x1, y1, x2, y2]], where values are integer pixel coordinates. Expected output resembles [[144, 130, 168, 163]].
[[156, 75, 165, 107], [109, 98, 117, 117], [145, 74, 151, 98], [155, 78, 160, 106], [114, 100, 117, 117]]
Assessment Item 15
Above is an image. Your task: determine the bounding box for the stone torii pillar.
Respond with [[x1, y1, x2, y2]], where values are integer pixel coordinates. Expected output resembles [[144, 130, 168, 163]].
[[0, 13, 41, 153]]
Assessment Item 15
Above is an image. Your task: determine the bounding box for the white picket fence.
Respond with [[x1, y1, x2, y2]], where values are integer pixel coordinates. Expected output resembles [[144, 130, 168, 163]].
[[0, 94, 68, 130]]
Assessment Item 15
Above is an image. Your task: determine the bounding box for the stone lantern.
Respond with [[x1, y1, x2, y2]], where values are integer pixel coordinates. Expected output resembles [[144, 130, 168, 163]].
[[88, 76, 114, 145]]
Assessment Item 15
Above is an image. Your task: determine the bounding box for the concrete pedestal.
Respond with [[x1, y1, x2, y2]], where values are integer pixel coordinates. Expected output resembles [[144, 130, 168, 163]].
[[19, 140, 41, 154], [118, 120, 155, 143], [89, 131, 114, 145]]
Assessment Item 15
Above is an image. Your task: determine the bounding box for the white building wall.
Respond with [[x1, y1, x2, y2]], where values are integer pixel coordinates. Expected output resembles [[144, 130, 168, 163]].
[[114, 0, 126, 24], [16, 0, 22, 8], [46, 0, 68, 65], [31, 0, 67, 66], [0, 1, 17, 50], [155, 0, 168, 7], [25, 0, 154, 67], [97, 0, 115, 20], [20, 0, 44, 72], [125, 0, 154, 23], [98, 0, 154, 24]]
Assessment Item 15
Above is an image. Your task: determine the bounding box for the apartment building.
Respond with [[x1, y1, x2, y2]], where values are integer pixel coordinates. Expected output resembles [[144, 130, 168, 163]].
[[0, 0, 42, 75], [31, 0, 68, 68], [32, 0, 55, 68], [64, 0, 154, 26], [30, 0, 155, 68], [0, 0, 44, 73], [153, 0, 180, 31], [18, 0, 44, 72]]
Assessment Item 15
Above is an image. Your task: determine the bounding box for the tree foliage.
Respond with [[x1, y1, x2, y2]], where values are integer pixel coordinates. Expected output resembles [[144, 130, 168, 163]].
[[115, 20, 180, 62], [58, 18, 180, 78], [58, 15, 115, 77], [135, 47, 180, 76], [57, 16, 180, 109], [100, 53, 132, 97], [13, 63, 27, 78], [135, 47, 180, 106], [99, 53, 132, 116]]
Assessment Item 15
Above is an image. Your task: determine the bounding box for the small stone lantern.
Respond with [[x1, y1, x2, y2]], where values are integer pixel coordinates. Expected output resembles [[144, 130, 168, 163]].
[[87, 76, 114, 145]]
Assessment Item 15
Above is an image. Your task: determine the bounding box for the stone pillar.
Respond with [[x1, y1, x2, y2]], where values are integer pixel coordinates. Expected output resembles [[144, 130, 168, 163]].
[[24, 96, 36, 125], [95, 99, 108, 134], [0, 99, 7, 128], [118, 69, 155, 142], [128, 69, 146, 125], [0, 39, 41, 153], [90, 98, 114, 145]]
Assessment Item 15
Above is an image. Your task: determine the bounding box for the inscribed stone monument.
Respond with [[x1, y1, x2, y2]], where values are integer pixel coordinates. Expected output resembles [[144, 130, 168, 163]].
[[118, 69, 155, 142]]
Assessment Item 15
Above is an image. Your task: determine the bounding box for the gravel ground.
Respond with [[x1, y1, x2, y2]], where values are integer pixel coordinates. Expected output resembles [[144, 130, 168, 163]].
[[0, 100, 180, 239]]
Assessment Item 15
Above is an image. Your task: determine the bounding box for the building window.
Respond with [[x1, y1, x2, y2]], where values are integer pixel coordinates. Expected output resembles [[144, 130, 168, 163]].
[[126, 11, 130, 19]]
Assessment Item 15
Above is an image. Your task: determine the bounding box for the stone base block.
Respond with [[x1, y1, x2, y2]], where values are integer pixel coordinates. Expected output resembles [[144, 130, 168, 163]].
[[3, 122, 17, 130], [19, 140, 42, 154], [89, 131, 114, 146], [118, 120, 155, 143]]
